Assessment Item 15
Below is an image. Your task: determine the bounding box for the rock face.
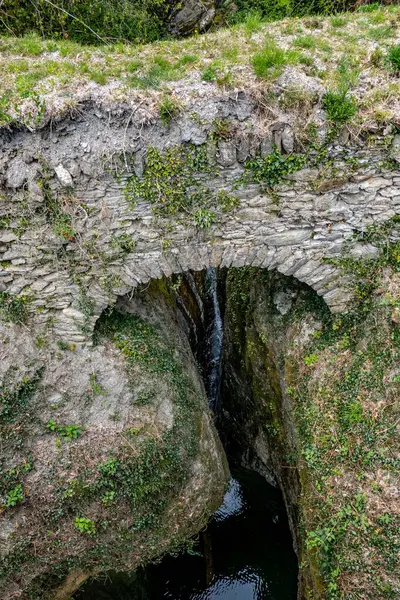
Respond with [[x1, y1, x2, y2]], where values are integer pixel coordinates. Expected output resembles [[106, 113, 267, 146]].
[[170, 0, 216, 35], [221, 266, 400, 600], [0, 283, 229, 599]]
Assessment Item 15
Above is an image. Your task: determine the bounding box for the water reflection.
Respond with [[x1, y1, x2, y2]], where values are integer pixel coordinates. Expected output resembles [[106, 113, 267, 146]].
[[76, 468, 298, 600]]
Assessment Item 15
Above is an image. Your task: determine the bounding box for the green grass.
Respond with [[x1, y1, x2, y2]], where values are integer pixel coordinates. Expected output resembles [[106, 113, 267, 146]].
[[252, 41, 287, 78], [322, 88, 358, 124], [293, 35, 316, 49], [387, 44, 400, 73], [330, 15, 347, 27], [243, 10, 264, 35]]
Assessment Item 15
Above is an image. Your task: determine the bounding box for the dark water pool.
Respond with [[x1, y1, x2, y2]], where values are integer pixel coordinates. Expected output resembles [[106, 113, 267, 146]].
[[75, 468, 298, 600]]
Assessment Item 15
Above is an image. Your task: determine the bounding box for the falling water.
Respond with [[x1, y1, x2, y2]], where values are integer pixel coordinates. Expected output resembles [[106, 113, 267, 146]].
[[204, 267, 223, 413]]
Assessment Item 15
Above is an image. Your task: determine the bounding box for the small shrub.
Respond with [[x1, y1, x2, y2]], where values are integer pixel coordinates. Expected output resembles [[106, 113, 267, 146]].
[[74, 517, 96, 535], [252, 42, 286, 78], [387, 44, 400, 73], [322, 89, 357, 124]]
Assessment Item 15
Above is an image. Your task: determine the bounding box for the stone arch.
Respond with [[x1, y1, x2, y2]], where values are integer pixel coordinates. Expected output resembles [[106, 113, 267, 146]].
[[1, 98, 397, 344], [56, 240, 351, 344]]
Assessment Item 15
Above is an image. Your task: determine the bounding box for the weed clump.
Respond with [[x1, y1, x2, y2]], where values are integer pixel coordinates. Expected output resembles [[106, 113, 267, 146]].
[[252, 41, 286, 79], [0, 292, 31, 324], [387, 44, 400, 73], [322, 88, 357, 124]]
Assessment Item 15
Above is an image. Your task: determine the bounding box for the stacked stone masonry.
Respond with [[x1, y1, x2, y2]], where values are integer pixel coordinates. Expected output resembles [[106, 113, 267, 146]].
[[0, 91, 399, 343]]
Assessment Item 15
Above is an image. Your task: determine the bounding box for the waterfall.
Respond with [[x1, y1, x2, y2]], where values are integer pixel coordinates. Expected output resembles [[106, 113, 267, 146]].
[[173, 267, 223, 413], [204, 267, 223, 413]]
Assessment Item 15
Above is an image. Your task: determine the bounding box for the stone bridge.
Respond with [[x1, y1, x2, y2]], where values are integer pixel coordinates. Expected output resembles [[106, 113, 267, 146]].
[[0, 93, 399, 344]]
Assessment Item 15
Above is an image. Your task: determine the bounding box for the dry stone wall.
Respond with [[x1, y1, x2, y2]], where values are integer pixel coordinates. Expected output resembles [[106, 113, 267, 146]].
[[0, 91, 399, 344]]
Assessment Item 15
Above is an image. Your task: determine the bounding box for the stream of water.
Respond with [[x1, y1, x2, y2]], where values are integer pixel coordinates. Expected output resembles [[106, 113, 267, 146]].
[[76, 468, 298, 600]]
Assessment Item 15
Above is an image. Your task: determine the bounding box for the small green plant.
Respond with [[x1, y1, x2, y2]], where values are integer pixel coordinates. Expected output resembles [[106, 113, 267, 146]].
[[201, 64, 218, 82], [213, 118, 233, 140], [159, 96, 180, 125], [370, 47, 384, 68], [101, 490, 116, 505], [322, 88, 357, 124], [89, 70, 108, 85], [74, 517, 96, 535], [293, 35, 316, 49], [304, 353, 319, 366], [3, 484, 24, 507], [244, 148, 306, 188], [51, 214, 76, 241], [252, 42, 286, 79], [46, 421, 83, 441], [0, 292, 31, 324], [193, 208, 216, 229], [89, 373, 107, 396], [330, 16, 347, 28], [99, 458, 119, 476], [387, 44, 400, 74], [217, 190, 240, 212], [243, 10, 263, 35]]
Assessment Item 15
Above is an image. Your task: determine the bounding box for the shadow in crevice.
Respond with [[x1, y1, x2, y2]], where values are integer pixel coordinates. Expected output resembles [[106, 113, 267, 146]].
[[75, 267, 299, 600]]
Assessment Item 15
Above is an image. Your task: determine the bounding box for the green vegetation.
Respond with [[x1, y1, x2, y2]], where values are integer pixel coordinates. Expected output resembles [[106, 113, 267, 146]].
[[0, 292, 31, 324], [0, 369, 44, 424], [40, 177, 77, 241], [123, 143, 240, 230], [243, 148, 307, 187], [201, 64, 218, 82], [230, 0, 360, 24], [225, 233, 400, 600], [110, 233, 137, 254], [387, 43, 400, 73], [252, 41, 287, 78], [289, 220, 400, 599], [3, 483, 24, 508], [193, 208, 217, 229], [0, 4, 398, 134], [322, 88, 358, 124], [46, 420, 84, 440], [74, 517, 96, 535], [158, 96, 181, 125], [0, 0, 174, 45]]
